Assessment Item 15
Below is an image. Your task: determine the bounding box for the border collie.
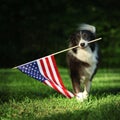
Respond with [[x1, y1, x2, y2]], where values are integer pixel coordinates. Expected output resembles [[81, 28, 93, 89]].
[[67, 24, 99, 101]]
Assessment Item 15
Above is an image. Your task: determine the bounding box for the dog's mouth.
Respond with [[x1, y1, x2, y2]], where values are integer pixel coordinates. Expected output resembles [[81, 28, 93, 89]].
[[78, 39, 88, 49], [79, 42, 88, 49]]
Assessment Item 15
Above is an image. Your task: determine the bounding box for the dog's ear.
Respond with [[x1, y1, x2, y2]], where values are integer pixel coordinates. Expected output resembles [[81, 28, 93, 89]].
[[69, 33, 76, 42], [68, 33, 78, 53], [78, 24, 96, 34], [68, 33, 78, 48]]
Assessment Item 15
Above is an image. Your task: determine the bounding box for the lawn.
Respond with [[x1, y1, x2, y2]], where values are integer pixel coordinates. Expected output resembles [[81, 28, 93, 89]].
[[0, 68, 120, 120]]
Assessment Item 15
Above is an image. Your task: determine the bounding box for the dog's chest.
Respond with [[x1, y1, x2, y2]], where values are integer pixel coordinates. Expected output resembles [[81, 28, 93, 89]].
[[72, 47, 98, 80], [76, 47, 98, 65]]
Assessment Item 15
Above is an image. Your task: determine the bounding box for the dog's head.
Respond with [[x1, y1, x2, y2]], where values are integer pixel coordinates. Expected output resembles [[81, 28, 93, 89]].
[[69, 24, 96, 49]]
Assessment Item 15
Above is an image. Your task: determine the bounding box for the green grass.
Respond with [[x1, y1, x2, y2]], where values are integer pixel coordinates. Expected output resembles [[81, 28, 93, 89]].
[[0, 68, 120, 120]]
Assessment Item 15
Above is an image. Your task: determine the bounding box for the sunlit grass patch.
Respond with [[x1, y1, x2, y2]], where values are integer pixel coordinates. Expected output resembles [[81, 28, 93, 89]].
[[0, 68, 120, 120]]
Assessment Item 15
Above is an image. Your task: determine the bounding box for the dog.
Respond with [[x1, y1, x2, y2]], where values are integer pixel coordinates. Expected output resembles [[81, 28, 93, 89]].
[[67, 24, 99, 101]]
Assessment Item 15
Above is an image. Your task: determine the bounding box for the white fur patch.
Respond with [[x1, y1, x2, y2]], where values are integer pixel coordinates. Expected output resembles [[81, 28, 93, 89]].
[[76, 91, 88, 102], [76, 81, 91, 102], [69, 45, 98, 80], [79, 38, 88, 48], [77, 47, 97, 64], [79, 24, 96, 34]]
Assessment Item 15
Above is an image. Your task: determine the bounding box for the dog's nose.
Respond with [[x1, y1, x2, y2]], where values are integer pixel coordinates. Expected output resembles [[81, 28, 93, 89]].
[[80, 43, 85, 47]]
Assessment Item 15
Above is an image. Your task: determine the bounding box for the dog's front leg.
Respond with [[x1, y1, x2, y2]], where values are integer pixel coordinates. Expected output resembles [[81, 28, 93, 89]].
[[83, 80, 91, 98], [76, 80, 91, 101], [70, 69, 81, 94], [71, 78, 81, 94]]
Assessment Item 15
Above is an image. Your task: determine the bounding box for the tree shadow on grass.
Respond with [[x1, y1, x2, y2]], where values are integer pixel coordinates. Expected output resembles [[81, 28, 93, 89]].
[[91, 78, 120, 98], [91, 87, 120, 98], [0, 69, 63, 103], [0, 69, 120, 103], [0, 85, 62, 103], [0, 83, 119, 103], [0, 90, 57, 103], [38, 101, 120, 120]]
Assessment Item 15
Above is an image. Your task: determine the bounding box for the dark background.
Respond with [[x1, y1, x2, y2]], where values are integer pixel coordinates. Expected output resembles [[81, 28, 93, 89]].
[[0, 0, 120, 68]]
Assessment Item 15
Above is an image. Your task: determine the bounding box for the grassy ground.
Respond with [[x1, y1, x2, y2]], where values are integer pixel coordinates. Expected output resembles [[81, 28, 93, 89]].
[[0, 68, 120, 120]]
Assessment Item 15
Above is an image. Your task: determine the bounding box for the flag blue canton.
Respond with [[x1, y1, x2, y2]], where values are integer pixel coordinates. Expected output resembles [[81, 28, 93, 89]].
[[18, 61, 47, 82]]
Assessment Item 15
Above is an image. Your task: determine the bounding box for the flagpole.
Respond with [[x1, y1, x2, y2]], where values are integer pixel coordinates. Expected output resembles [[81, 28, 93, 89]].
[[88, 38, 102, 44], [13, 38, 102, 69], [53, 37, 102, 56], [52, 45, 79, 56]]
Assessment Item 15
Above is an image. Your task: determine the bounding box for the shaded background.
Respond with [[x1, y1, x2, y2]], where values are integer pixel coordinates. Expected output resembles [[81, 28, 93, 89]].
[[0, 0, 120, 68]]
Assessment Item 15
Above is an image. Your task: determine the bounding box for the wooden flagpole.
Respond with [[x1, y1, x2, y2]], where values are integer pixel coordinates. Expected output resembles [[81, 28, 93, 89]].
[[13, 38, 102, 69], [53, 37, 102, 56]]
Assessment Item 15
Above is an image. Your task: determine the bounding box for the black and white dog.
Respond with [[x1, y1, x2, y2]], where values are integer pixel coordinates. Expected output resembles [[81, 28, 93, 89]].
[[67, 24, 99, 101]]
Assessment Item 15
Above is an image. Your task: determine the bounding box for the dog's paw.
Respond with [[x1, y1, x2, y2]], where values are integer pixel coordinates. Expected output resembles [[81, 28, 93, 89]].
[[76, 92, 88, 102]]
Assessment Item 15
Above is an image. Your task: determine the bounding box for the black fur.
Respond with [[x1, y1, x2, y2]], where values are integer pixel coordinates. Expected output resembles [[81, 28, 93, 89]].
[[67, 28, 99, 95]]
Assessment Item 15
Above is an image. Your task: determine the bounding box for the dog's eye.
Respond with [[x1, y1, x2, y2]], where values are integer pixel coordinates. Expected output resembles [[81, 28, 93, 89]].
[[76, 33, 80, 39], [82, 33, 90, 40]]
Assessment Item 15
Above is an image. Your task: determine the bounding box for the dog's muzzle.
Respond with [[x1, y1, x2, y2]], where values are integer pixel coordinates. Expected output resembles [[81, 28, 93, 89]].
[[80, 43, 85, 47], [79, 41, 88, 48]]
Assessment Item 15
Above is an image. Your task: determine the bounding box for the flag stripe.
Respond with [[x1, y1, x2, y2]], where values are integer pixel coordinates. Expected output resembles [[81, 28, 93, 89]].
[[42, 58, 53, 80], [38, 60, 59, 92], [44, 80, 71, 98], [44, 80, 66, 97], [45, 57, 56, 83], [51, 55, 65, 88], [45, 56, 72, 98], [37, 60, 47, 79], [39, 56, 73, 98], [17, 55, 74, 98], [47, 56, 64, 88], [39, 58, 57, 85], [50, 56, 74, 98], [39, 59, 48, 79], [39, 56, 64, 88], [41, 55, 74, 98], [39, 58, 57, 84], [39, 58, 60, 91]]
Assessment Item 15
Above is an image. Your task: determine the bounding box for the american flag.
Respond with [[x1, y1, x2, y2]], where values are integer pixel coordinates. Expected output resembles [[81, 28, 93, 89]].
[[17, 55, 74, 98]]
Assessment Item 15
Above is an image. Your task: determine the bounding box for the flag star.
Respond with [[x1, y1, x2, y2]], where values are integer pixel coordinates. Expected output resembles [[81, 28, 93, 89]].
[[25, 67, 28, 70], [18, 60, 47, 82]]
